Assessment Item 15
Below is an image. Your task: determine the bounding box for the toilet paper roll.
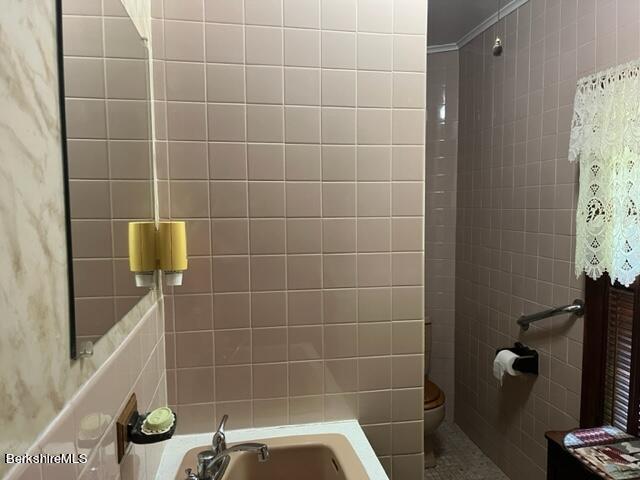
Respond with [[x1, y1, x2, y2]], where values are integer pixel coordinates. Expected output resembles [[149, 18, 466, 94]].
[[493, 350, 522, 386]]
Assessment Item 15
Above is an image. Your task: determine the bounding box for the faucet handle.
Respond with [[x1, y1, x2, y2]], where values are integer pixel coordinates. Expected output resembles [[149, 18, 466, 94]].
[[212, 414, 229, 453], [217, 414, 229, 435]]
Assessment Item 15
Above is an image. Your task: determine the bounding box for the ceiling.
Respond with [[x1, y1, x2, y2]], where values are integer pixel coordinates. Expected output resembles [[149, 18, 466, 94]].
[[427, 0, 503, 47]]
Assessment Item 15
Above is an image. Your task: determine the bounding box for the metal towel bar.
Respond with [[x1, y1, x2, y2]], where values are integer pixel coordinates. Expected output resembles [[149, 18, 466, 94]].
[[517, 299, 585, 331]]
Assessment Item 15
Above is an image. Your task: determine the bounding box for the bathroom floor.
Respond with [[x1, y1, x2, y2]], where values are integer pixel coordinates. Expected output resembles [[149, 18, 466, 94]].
[[424, 422, 509, 480]]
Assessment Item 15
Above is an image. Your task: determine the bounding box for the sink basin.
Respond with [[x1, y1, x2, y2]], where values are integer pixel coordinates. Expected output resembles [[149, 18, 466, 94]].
[[176, 433, 369, 480]]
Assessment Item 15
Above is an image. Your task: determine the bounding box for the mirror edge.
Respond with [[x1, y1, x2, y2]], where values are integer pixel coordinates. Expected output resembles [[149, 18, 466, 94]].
[[54, 0, 78, 360]]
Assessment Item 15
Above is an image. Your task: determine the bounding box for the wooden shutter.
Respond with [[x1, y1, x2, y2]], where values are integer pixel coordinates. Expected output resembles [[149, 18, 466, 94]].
[[581, 276, 640, 435], [603, 286, 635, 431]]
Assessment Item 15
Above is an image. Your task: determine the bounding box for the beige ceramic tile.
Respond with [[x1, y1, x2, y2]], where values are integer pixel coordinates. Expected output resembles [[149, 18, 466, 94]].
[[213, 293, 251, 330], [251, 293, 287, 327], [248, 182, 285, 217], [322, 70, 356, 107], [214, 329, 251, 365], [324, 324, 357, 359], [245, 0, 282, 26], [250, 219, 286, 254], [215, 365, 251, 401], [288, 325, 323, 360], [285, 145, 321, 180], [323, 254, 357, 288], [207, 65, 245, 103], [289, 396, 325, 424], [204, 0, 242, 23], [358, 0, 393, 33], [247, 105, 284, 142], [177, 367, 214, 404], [321, 31, 357, 69], [250, 256, 287, 291], [285, 107, 321, 143], [323, 289, 357, 324], [246, 66, 283, 105], [289, 361, 324, 396], [246, 26, 283, 65], [253, 363, 288, 398], [63, 16, 103, 57], [212, 257, 249, 293], [284, 0, 319, 28], [323, 219, 356, 253], [208, 104, 246, 142], [205, 24, 244, 63], [284, 29, 320, 67], [287, 219, 322, 253], [253, 399, 288, 427], [252, 327, 287, 362], [285, 68, 321, 105], [247, 144, 285, 180], [165, 20, 204, 62], [287, 255, 322, 290], [322, 0, 357, 31], [358, 34, 393, 71], [176, 331, 214, 367], [325, 358, 358, 393], [358, 71, 392, 108], [322, 146, 356, 180], [288, 290, 322, 325]]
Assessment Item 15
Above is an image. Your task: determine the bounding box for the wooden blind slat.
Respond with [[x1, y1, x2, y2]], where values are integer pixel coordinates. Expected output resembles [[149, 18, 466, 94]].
[[603, 286, 636, 432]]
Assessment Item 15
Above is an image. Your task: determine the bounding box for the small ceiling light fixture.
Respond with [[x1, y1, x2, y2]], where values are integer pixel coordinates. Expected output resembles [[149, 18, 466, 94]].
[[493, 0, 504, 56]]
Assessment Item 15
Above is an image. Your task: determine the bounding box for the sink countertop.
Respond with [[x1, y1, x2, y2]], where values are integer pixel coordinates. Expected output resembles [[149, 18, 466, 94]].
[[155, 419, 388, 480]]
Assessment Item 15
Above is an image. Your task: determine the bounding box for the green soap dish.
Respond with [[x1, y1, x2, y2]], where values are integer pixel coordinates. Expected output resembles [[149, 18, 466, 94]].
[[142, 407, 175, 435]]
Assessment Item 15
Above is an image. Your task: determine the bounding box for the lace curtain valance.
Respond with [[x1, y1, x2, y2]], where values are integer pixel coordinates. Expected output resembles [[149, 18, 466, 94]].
[[569, 60, 640, 287]]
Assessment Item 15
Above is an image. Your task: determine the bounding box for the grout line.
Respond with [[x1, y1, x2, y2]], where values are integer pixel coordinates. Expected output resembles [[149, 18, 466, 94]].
[[317, 0, 327, 423], [239, 0, 254, 427], [198, 0, 218, 415], [388, 0, 395, 465], [353, 0, 361, 428], [279, 0, 291, 425]]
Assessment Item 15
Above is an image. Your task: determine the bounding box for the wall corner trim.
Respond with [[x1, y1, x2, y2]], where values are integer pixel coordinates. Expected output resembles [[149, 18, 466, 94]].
[[456, 0, 530, 48], [427, 0, 530, 54]]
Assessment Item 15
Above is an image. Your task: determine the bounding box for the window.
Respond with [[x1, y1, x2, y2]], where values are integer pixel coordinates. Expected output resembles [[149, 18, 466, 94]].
[[581, 275, 640, 435]]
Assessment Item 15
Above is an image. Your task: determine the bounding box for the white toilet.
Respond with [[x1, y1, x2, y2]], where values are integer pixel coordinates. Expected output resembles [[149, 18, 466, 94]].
[[424, 376, 446, 468]]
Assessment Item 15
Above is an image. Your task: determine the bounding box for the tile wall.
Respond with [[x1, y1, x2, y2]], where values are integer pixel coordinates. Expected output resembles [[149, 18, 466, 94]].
[[425, 50, 458, 417], [62, 0, 155, 343], [151, 0, 428, 477], [8, 303, 166, 480], [454, 0, 640, 478]]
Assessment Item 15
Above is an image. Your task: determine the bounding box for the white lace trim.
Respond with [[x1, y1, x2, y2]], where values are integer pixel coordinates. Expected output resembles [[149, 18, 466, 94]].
[[569, 60, 640, 287]]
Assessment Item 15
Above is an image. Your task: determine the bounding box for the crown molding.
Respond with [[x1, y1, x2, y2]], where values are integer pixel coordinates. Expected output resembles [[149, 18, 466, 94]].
[[457, 0, 530, 48], [427, 0, 530, 54], [426, 42, 458, 54]]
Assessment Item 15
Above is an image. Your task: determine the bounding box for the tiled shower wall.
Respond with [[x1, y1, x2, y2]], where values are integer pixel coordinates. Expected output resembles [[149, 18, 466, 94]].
[[425, 50, 458, 417], [151, 0, 427, 477], [455, 0, 640, 478]]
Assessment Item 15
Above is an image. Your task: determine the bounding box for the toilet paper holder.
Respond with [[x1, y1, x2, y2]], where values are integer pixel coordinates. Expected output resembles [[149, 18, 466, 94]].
[[496, 342, 539, 375]]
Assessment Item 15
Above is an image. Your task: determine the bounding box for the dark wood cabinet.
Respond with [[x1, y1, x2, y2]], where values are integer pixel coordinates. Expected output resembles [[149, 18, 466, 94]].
[[545, 431, 602, 480]]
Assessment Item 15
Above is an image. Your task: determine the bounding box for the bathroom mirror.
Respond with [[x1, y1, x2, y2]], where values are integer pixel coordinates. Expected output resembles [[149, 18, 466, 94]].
[[58, 0, 154, 358]]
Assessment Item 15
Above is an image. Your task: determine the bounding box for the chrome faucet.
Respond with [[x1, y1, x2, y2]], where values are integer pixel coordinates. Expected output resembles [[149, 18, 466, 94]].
[[185, 415, 270, 480]]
